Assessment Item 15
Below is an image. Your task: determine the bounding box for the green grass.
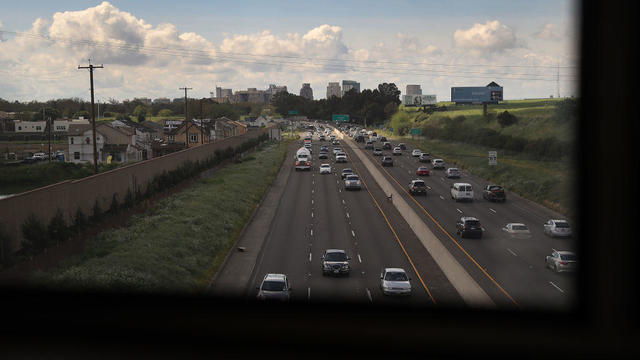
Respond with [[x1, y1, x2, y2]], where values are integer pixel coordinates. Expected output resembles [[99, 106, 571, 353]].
[[29, 140, 290, 293], [380, 130, 574, 218]]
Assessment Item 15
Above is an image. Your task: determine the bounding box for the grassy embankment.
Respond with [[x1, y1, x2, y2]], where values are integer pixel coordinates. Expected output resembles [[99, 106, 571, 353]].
[[386, 99, 575, 217], [29, 139, 290, 293]]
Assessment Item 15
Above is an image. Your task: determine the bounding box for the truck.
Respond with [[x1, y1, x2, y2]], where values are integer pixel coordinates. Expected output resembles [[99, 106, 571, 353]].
[[295, 147, 311, 171]]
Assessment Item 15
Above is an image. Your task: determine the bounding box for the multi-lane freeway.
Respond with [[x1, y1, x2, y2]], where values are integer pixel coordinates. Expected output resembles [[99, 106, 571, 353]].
[[240, 123, 577, 310]]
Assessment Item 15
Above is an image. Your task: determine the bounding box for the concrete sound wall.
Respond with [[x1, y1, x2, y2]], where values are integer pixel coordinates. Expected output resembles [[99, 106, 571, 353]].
[[0, 126, 272, 252]]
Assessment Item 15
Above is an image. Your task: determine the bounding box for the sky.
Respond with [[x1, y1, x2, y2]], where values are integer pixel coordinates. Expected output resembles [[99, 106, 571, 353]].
[[0, 1, 579, 102]]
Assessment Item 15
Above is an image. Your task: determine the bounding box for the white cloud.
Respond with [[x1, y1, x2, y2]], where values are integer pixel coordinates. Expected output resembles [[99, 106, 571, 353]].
[[535, 23, 560, 41], [454, 20, 519, 54]]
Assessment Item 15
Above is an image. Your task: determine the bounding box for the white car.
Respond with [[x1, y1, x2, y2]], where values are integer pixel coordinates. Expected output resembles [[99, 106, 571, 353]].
[[446, 167, 461, 178], [335, 152, 347, 163], [411, 149, 422, 157], [333, 147, 342, 155], [544, 220, 572, 238], [319, 163, 331, 174], [392, 147, 402, 155], [256, 273, 291, 302], [502, 223, 532, 239], [380, 268, 412, 296], [432, 159, 445, 169]]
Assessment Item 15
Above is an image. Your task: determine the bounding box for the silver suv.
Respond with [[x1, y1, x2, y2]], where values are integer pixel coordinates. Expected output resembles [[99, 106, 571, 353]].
[[256, 273, 291, 302], [322, 249, 351, 276]]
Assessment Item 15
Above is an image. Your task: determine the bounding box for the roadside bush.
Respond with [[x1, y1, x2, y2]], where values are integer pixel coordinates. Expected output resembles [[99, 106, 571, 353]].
[[0, 222, 15, 268], [48, 209, 71, 247], [21, 214, 48, 257], [497, 111, 518, 127], [90, 200, 103, 223], [73, 208, 89, 233], [109, 193, 120, 214], [124, 188, 134, 208]]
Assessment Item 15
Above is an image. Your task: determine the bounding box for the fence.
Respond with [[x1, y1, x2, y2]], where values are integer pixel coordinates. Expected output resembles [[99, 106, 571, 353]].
[[0, 125, 274, 252]]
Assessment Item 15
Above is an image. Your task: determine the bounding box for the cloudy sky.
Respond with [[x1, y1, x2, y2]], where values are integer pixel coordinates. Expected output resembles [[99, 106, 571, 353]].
[[0, 1, 578, 102]]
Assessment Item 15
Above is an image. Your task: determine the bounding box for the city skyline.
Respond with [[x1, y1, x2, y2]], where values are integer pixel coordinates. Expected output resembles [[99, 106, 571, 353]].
[[0, 1, 578, 102]]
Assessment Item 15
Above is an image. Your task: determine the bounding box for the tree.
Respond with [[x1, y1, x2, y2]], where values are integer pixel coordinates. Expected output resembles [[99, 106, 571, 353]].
[[47, 209, 71, 247], [157, 109, 174, 117], [383, 102, 399, 120], [21, 214, 48, 257], [497, 111, 518, 127], [133, 105, 148, 122]]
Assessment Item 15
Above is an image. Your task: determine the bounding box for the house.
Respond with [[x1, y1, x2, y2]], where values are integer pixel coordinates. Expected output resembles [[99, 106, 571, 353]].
[[68, 123, 148, 164], [230, 121, 248, 136], [164, 119, 209, 148], [139, 121, 165, 141], [213, 117, 239, 141], [14, 120, 46, 133], [52, 118, 90, 133]]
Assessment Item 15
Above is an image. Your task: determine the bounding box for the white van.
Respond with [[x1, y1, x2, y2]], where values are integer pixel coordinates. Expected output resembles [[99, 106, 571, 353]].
[[450, 183, 474, 202]]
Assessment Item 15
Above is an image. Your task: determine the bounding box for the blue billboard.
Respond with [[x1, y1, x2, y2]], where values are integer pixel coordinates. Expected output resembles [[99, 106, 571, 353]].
[[451, 82, 503, 104]]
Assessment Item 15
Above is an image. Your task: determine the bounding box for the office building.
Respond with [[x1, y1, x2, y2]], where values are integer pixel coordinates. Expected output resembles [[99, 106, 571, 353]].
[[406, 85, 422, 95], [300, 83, 313, 100], [326, 82, 342, 99], [342, 80, 360, 96]]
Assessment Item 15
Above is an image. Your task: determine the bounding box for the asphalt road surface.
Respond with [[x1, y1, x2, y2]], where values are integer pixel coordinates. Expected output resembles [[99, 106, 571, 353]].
[[247, 125, 576, 310]]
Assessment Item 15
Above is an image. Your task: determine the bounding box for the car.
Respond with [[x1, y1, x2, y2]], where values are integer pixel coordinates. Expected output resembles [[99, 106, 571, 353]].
[[545, 250, 577, 273], [409, 179, 427, 195], [335, 152, 347, 163], [381, 156, 393, 167], [32, 152, 47, 161], [432, 159, 445, 169], [483, 185, 506, 202], [382, 142, 392, 150], [502, 223, 532, 239], [320, 145, 329, 151], [341, 168, 354, 179], [256, 273, 291, 302], [544, 220, 572, 238], [445, 167, 461, 178], [319, 163, 332, 174], [392, 147, 402, 155], [379, 136, 387, 142], [411, 149, 422, 157], [333, 147, 342, 155], [419, 152, 431, 163], [398, 143, 407, 150], [416, 166, 430, 176], [322, 249, 350, 276], [319, 135, 326, 141], [450, 183, 474, 202], [372, 148, 383, 156], [355, 135, 365, 143], [330, 135, 336, 141], [332, 140, 340, 145], [456, 217, 484, 239], [380, 268, 412, 296], [318, 152, 328, 159], [364, 141, 374, 149], [344, 174, 362, 190]]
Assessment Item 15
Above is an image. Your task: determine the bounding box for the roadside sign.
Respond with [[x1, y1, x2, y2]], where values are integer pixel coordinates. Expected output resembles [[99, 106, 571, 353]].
[[488, 151, 497, 166], [332, 114, 349, 122], [409, 128, 421, 135], [288, 110, 298, 115]]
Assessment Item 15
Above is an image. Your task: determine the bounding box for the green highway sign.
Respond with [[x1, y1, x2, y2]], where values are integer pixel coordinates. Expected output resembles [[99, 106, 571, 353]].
[[332, 114, 350, 122], [288, 110, 298, 115], [409, 128, 422, 135]]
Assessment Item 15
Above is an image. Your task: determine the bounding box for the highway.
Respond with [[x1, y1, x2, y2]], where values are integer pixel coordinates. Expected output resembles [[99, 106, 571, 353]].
[[245, 124, 577, 310]]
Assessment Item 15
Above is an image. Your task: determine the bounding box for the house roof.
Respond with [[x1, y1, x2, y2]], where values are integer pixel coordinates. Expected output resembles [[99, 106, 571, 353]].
[[140, 121, 164, 130], [68, 124, 94, 135], [486, 81, 501, 87]]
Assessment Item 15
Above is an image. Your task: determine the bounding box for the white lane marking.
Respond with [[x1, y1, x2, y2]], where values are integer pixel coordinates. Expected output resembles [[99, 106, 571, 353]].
[[309, 253, 312, 262], [456, 208, 463, 214], [311, 212, 314, 218], [339, 189, 341, 193], [439, 195, 444, 200], [366, 288, 372, 302], [311, 199, 314, 204], [358, 254, 362, 263], [550, 282, 565, 294], [440, 177, 445, 181], [427, 186, 432, 190], [312, 180, 314, 185], [342, 199, 345, 204], [310, 229, 314, 236], [346, 212, 350, 218], [408, 170, 411, 174], [489, 208, 497, 214], [507, 248, 518, 257], [312, 189, 314, 194], [351, 230, 356, 237], [308, 287, 311, 299]]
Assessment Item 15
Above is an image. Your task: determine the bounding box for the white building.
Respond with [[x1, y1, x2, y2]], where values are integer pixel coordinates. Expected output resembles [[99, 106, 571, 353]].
[[14, 120, 46, 133], [326, 82, 342, 99]]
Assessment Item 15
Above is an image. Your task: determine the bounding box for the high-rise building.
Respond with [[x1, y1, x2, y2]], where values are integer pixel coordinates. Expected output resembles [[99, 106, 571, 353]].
[[300, 83, 314, 100], [406, 85, 422, 95], [342, 80, 360, 96], [326, 82, 342, 99]]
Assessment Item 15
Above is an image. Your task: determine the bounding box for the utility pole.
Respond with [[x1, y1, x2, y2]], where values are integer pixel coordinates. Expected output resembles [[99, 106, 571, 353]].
[[48, 113, 52, 163], [78, 60, 103, 174], [200, 98, 204, 145], [556, 60, 560, 99], [180, 86, 192, 148]]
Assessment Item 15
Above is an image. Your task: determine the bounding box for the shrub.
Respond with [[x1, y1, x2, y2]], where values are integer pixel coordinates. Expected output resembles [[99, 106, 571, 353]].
[[0, 222, 14, 268], [90, 199, 103, 223], [73, 208, 89, 233], [109, 193, 120, 214], [21, 214, 48, 257], [124, 188, 134, 208], [48, 209, 71, 247], [497, 111, 518, 127]]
